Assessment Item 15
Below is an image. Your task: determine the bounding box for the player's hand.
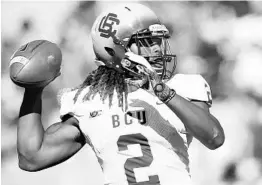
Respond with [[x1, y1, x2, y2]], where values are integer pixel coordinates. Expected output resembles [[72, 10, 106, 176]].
[[122, 52, 154, 75], [122, 52, 174, 102], [122, 52, 161, 89]]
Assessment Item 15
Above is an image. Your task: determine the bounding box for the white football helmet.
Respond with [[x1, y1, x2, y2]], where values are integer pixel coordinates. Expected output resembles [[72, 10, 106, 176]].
[[91, 3, 176, 80]]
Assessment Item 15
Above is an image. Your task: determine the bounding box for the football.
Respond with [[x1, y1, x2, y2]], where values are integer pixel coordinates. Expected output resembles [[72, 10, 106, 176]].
[[9, 40, 62, 88]]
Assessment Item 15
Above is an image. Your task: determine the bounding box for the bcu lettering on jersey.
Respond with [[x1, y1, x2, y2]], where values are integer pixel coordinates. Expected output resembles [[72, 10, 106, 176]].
[[98, 13, 120, 40], [112, 110, 147, 128]]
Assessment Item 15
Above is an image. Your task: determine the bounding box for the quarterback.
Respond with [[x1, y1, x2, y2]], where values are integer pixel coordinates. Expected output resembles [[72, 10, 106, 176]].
[[17, 3, 224, 185]]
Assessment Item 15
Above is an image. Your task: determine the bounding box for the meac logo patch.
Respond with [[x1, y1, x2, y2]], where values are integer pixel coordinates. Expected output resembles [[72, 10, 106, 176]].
[[89, 110, 102, 118]]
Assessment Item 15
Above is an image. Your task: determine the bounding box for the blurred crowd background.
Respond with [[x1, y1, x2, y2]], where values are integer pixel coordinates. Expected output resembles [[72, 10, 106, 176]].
[[1, 1, 262, 185]]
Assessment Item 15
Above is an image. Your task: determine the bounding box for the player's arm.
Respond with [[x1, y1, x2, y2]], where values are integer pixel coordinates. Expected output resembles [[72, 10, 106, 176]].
[[151, 75, 224, 149], [164, 92, 224, 150], [17, 88, 86, 172], [150, 73, 224, 150]]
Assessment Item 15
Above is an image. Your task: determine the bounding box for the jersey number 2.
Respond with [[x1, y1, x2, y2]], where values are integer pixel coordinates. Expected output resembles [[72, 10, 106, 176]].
[[117, 133, 161, 185]]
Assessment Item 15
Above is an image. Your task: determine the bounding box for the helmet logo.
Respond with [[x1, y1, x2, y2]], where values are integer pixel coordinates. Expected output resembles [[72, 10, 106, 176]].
[[98, 13, 120, 40]]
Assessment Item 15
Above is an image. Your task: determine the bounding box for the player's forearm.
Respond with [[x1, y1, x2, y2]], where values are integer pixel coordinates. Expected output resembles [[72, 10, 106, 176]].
[[17, 88, 45, 166], [17, 89, 85, 171], [165, 94, 224, 149]]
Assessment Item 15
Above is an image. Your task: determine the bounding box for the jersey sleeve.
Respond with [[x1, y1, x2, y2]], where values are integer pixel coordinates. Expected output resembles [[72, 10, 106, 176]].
[[57, 88, 78, 120], [167, 74, 213, 107]]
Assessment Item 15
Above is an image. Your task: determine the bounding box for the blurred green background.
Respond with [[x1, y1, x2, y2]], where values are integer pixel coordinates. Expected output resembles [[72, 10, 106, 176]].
[[1, 1, 262, 185]]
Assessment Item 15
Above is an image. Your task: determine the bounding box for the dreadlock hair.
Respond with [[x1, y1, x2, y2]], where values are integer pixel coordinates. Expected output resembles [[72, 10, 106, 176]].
[[73, 65, 128, 110]]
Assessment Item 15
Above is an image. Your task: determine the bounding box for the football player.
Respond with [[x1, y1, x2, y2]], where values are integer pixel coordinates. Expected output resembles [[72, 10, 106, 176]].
[[17, 3, 225, 185]]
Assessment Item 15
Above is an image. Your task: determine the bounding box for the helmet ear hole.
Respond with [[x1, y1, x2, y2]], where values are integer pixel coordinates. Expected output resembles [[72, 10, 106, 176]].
[[104, 47, 115, 56]]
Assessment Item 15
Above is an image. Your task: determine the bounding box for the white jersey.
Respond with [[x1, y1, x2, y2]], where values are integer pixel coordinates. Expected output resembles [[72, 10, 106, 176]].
[[59, 74, 212, 185]]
